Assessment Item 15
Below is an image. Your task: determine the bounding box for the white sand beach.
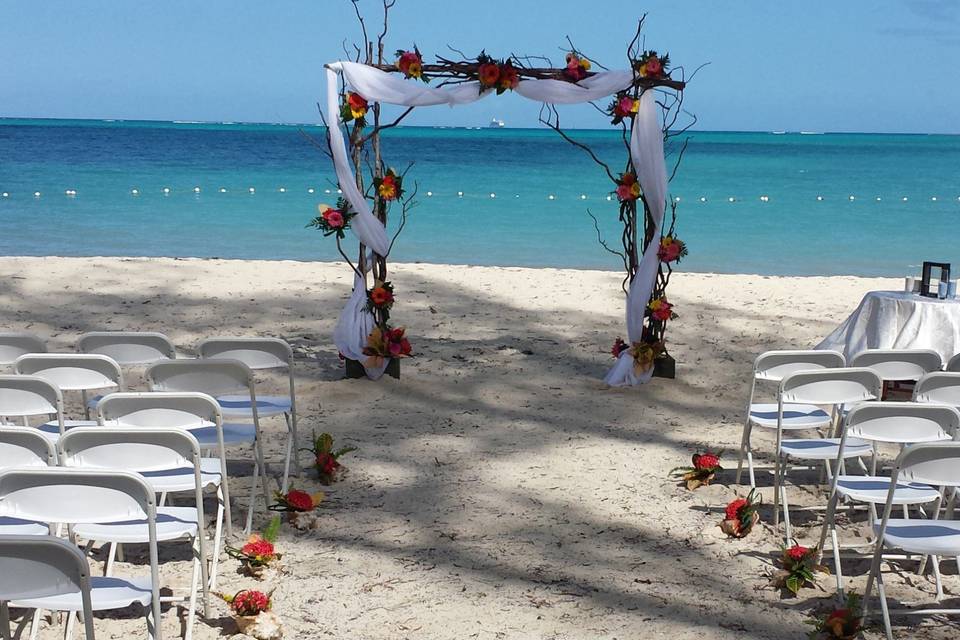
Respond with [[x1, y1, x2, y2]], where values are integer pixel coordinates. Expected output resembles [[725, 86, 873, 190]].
[[1, 256, 955, 639]]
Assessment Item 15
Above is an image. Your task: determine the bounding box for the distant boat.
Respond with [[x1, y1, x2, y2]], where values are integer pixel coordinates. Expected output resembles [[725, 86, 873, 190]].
[[489, 117, 505, 128]]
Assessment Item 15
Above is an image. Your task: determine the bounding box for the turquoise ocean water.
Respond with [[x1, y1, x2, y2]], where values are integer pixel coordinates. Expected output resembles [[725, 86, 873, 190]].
[[1, 118, 958, 276]]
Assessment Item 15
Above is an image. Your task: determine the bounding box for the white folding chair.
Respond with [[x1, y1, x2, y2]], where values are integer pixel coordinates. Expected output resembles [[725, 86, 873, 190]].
[[772, 368, 883, 540], [947, 353, 960, 373], [914, 372, 960, 408], [863, 442, 960, 640], [817, 402, 959, 595], [98, 392, 231, 564], [58, 428, 209, 639], [0, 375, 69, 442], [736, 350, 845, 487], [0, 468, 162, 640], [197, 337, 300, 491], [147, 359, 269, 534], [0, 535, 96, 640], [77, 332, 177, 412], [14, 354, 123, 425], [0, 429, 56, 537], [0, 333, 46, 368]]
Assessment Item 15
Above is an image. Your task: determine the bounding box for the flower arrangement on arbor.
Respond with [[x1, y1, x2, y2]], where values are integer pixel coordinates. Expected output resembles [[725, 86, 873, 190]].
[[657, 236, 686, 263], [340, 91, 369, 127], [226, 516, 282, 578], [773, 543, 830, 596], [395, 48, 426, 81], [218, 589, 284, 640], [807, 592, 863, 639], [562, 52, 591, 82], [307, 199, 357, 239], [615, 172, 641, 202], [611, 337, 666, 374], [635, 50, 669, 78], [363, 325, 412, 368], [609, 93, 640, 125], [719, 488, 761, 538], [374, 168, 403, 202], [305, 432, 356, 485], [670, 452, 722, 490], [474, 52, 520, 94], [366, 280, 395, 313]]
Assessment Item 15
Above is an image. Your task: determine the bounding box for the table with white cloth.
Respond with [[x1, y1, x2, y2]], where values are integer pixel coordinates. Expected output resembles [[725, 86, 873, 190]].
[[817, 290, 960, 362]]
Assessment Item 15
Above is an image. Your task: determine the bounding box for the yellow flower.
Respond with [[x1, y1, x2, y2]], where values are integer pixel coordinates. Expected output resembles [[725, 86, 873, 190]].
[[630, 182, 641, 198], [662, 236, 673, 246], [630, 99, 640, 113], [579, 58, 591, 71], [649, 299, 663, 312]]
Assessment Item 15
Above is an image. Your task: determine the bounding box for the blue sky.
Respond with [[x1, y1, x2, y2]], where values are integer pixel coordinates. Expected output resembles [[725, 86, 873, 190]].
[[2, 0, 958, 132]]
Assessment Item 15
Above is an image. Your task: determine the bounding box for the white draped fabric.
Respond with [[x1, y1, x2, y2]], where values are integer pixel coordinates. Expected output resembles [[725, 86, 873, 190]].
[[324, 61, 668, 384]]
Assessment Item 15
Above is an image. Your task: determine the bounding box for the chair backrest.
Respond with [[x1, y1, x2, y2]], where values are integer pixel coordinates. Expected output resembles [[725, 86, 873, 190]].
[[0, 375, 62, 417], [0, 333, 46, 366], [59, 427, 201, 475], [913, 372, 960, 407], [0, 535, 94, 620], [850, 348, 943, 382], [845, 402, 960, 444], [146, 359, 253, 398], [0, 428, 56, 468], [98, 391, 221, 430], [77, 331, 176, 365], [14, 354, 123, 392], [893, 441, 960, 488], [197, 337, 292, 370], [947, 353, 960, 373], [0, 468, 154, 525], [780, 367, 882, 406], [754, 350, 845, 382]]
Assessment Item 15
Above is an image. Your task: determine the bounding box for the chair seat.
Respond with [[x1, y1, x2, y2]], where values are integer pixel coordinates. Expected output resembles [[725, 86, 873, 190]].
[[0, 516, 49, 536], [37, 419, 100, 441], [216, 395, 291, 418], [74, 506, 199, 543], [749, 403, 831, 429], [140, 457, 223, 492], [187, 422, 256, 447], [11, 575, 153, 611], [779, 437, 872, 460], [835, 475, 940, 505], [876, 519, 960, 557]]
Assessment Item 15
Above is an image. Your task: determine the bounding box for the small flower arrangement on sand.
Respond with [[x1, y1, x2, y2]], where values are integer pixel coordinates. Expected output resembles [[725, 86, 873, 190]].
[[807, 592, 863, 639], [270, 488, 324, 529], [226, 516, 282, 578], [772, 543, 830, 596], [218, 589, 284, 640], [719, 488, 761, 538], [670, 452, 722, 490], [363, 325, 413, 369], [304, 432, 356, 485]]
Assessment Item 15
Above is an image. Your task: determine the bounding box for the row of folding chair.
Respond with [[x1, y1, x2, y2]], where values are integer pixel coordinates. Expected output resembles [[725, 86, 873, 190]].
[[736, 348, 960, 638], [0, 418, 221, 640]]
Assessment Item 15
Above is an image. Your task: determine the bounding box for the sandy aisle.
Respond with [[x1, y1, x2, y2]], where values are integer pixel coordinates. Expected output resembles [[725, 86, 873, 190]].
[[0, 257, 954, 639]]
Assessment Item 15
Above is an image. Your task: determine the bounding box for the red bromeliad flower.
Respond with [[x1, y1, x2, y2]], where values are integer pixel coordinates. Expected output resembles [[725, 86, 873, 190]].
[[693, 452, 720, 471], [316, 452, 340, 477], [231, 590, 271, 616], [241, 537, 276, 562], [725, 497, 748, 522], [786, 544, 809, 563], [284, 489, 314, 512]]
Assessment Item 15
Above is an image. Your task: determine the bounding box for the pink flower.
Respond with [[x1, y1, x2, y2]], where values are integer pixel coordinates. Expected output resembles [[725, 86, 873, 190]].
[[616, 184, 633, 200], [324, 210, 344, 228]]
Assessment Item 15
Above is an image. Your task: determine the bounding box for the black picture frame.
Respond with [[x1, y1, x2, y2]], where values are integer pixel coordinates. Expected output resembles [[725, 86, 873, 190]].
[[920, 261, 951, 298]]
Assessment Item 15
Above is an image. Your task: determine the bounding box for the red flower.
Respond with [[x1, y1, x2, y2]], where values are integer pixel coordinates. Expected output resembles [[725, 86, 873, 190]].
[[498, 63, 519, 91], [645, 56, 663, 77], [693, 453, 720, 471], [232, 590, 271, 616], [370, 286, 394, 306], [316, 452, 340, 476], [611, 337, 628, 358], [478, 63, 500, 88], [322, 209, 345, 229], [378, 174, 398, 200], [725, 498, 748, 522], [787, 544, 809, 562], [241, 538, 275, 559], [284, 489, 314, 512], [347, 92, 368, 119], [397, 51, 423, 79]]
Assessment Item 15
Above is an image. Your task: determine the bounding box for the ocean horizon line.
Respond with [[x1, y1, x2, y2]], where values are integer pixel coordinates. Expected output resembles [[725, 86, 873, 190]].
[[0, 116, 957, 137]]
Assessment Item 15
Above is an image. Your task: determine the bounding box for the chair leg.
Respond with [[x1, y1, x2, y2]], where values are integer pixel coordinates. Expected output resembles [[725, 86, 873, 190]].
[[28, 609, 42, 640], [254, 440, 271, 514], [280, 413, 293, 493], [773, 455, 782, 528], [830, 527, 844, 598], [931, 555, 945, 601], [735, 420, 752, 486], [105, 542, 118, 577], [185, 537, 200, 640], [210, 488, 225, 590], [291, 409, 301, 479], [0, 602, 11, 640], [244, 457, 259, 536], [876, 568, 893, 640], [64, 611, 75, 640]]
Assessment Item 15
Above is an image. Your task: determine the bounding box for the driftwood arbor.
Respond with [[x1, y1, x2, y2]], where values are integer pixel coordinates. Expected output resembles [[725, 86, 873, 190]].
[[316, 0, 691, 384]]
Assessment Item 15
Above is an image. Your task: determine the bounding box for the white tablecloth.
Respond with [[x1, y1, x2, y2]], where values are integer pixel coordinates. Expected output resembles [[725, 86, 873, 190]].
[[817, 290, 960, 362]]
